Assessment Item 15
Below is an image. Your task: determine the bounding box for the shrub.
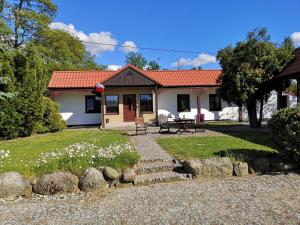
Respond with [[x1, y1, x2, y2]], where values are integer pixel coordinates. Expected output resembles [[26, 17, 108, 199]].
[[268, 105, 300, 161], [34, 97, 66, 134]]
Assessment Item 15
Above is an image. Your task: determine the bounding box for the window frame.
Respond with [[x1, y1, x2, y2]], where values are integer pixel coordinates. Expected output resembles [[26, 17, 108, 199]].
[[85, 95, 101, 114], [209, 94, 222, 111], [105, 94, 119, 114], [140, 94, 153, 113], [177, 94, 191, 112]]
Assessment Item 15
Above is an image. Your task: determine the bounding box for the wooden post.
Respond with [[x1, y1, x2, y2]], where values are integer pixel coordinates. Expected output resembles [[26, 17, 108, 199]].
[[297, 78, 300, 104], [154, 86, 159, 125], [101, 92, 105, 129]]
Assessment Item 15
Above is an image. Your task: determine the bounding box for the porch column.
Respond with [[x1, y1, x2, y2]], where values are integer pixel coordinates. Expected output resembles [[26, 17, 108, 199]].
[[101, 92, 105, 128], [154, 86, 159, 125], [277, 82, 283, 109], [297, 78, 300, 103], [238, 104, 243, 122]]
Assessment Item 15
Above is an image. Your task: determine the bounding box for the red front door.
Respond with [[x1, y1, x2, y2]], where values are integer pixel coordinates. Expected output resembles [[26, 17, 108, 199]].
[[123, 94, 136, 122]]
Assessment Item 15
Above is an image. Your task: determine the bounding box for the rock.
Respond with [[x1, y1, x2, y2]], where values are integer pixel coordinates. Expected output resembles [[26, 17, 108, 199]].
[[122, 168, 136, 182], [233, 162, 249, 177], [33, 172, 79, 195], [0, 172, 32, 199], [103, 167, 120, 180], [79, 168, 108, 192], [97, 166, 105, 172], [183, 157, 233, 178], [253, 158, 271, 173]]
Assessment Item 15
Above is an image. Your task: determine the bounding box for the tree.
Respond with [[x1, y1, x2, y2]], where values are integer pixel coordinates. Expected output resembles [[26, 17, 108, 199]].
[[125, 52, 147, 69], [34, 29, 103, 73], [1, 0, 57, 48], [217, 28, 294, 128], [148, 60, 160, 70], [125, 52, 160, 70]]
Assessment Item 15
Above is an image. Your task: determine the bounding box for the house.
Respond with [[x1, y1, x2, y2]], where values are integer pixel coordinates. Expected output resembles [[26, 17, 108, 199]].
[[48, 64, 296, 127]]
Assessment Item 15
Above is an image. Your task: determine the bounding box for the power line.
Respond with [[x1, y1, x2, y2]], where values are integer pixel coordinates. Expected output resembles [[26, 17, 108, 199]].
[[81, 40, 217, 55]]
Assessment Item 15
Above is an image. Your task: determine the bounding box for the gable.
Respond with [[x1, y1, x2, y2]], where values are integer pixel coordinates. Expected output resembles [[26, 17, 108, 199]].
[[103, 68, 156, 86]]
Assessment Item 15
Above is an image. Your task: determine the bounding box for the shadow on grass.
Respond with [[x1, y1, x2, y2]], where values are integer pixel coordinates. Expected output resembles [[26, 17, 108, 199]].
[[202, 123, 277, 150], [214, 148, 278, 162]]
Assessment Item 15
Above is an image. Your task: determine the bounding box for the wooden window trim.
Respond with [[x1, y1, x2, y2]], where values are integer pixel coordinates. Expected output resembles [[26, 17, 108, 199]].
[[105, 94, 119, 114], [85, 95, 101, 114], [177, 94, 191, 112], [140, 94, 153, 113], [209, 94, 222, 111]]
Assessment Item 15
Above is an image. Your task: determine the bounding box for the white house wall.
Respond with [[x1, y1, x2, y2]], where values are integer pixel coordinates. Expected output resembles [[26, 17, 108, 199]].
[[54, 92, 101, 126], [157, 88, 239, 121]]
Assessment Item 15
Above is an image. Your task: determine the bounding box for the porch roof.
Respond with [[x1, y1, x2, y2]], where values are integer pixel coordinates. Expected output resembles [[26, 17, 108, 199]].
[[277, 48, 300, 79], [48, 64, 222, 89]]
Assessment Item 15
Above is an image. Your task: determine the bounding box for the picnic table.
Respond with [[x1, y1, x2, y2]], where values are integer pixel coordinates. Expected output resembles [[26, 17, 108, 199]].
[[174, 118, 195, 134]]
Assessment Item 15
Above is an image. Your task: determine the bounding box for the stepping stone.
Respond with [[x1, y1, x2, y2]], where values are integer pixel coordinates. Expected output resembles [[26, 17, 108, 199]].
[[136, 161, 180, 175], [133, 171, 191, 186]]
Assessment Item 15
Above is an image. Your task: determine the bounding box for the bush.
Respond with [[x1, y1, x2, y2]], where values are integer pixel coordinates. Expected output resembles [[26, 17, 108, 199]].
[[34, 97, 66, 134], [268, 105, 300, 161]]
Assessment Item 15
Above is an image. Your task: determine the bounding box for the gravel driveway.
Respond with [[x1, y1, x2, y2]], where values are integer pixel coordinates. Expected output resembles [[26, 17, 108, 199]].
[[1, 173, 300, 225]]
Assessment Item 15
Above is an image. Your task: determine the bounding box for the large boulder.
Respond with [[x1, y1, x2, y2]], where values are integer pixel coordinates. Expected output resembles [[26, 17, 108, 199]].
[[253, 158, 271, 173], [0, 172, 32, 199], [122, 168, 136, 182], [79, 168, 108, 192], [33, 172, 79, 195], [103, 167, 120, 180], [183, 157, 233, 178], [233, 162, 249, 177]]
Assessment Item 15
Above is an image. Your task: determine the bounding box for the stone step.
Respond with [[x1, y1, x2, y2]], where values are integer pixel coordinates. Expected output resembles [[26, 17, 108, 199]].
[[133, 171, 191, 186], [136, 161, 181, 175]]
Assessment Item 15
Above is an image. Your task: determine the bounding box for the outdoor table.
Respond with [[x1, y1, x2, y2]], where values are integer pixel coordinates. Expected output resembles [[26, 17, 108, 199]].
[[175, 118, 195, 134]]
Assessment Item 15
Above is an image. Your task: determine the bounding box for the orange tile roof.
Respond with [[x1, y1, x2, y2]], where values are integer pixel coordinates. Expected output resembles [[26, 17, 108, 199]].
[[48, 64, 222, 88]]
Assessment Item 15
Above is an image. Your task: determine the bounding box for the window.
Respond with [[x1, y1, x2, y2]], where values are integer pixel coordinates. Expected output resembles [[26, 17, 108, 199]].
[[106, 95, 119, 114], [85, 95, 101, 113], [140, 94, 153, 113], [209, 94, 222, 111], [177, 94, 190, 112]]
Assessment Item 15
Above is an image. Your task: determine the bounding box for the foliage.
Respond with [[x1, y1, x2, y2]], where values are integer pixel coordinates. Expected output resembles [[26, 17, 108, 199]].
[[268, 105, 300, 162], [286, 81, 297, 96], [34, 97, 66, 134], [0, 129, 139, 177], [217, 28, 294, 127], [1, 0, 57, 47], [125, 52, 160, 70], [148, 60, 160, 70]]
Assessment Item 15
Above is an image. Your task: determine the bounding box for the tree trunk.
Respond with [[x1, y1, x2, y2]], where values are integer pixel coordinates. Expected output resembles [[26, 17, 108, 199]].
[[258, 97, 264, 126], [247, 100, 261, 128]]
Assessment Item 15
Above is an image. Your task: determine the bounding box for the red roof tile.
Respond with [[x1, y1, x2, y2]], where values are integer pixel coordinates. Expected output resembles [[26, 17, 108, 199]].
[[48, 64, 222, 88]]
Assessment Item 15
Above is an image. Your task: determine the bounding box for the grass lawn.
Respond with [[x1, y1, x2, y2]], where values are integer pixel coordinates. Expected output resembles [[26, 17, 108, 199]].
[[0, 129, 139, 178], [157, 126, 277, 162]]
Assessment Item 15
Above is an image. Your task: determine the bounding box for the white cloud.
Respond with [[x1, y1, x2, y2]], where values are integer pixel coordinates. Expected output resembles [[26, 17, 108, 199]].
[[106, 64, 122, 71], [49, 22, 118, 56], [291, 32, 300, 47], [120, 41, 138, 53], [172, 53, 216, 68]]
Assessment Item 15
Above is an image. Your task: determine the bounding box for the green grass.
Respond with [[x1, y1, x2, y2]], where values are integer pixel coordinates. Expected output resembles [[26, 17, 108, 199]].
[[157, 130, 277, 162], [0, 129, 140, 177]]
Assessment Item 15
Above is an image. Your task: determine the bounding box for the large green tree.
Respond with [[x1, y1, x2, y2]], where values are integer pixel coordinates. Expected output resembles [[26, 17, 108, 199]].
[[1, 0, 57, 48], [217, 28, 294, 128], [125, 52, 160, 70]]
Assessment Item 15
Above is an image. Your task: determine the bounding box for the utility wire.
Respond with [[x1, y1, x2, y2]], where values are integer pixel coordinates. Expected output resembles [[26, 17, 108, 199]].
[[81, 40, 217, 55]]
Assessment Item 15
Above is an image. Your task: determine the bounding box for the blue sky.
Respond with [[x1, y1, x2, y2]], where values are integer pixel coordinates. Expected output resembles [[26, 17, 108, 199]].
[[52, 0, 300, 70]]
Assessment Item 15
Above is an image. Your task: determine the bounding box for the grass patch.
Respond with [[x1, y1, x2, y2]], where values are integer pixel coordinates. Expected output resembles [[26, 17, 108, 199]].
[[0, 129, 140, 177], [157, 130, 277, 162]]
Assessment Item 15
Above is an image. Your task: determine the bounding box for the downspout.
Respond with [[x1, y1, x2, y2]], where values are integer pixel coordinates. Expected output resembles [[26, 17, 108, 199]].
[[101, 91, 105, 129], [155, 85, 159, 125]]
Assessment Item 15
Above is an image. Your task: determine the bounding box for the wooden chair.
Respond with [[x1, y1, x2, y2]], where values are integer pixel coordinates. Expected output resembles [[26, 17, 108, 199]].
[[194, 113, 205, 132], [158, 114, 170, 133], [135, 117, 147, 135]]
